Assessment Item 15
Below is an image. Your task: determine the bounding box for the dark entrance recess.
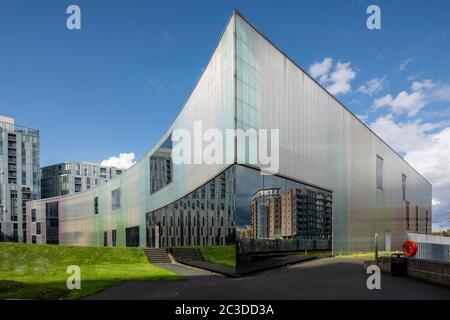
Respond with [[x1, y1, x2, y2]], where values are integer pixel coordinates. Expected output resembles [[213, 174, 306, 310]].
[[126, 226, 140, 247]]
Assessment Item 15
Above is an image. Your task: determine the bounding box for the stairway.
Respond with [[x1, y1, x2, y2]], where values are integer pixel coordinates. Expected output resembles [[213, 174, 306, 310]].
[[171, 248, 204, 262], [143, 248, 171, 263]]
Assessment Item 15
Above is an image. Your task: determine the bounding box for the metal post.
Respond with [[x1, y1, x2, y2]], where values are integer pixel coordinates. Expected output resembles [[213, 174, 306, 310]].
[[375, 233, 379, 265]]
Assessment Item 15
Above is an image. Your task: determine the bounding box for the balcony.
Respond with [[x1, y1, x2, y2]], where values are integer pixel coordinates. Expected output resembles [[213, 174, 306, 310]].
[[22, 187, 31, 194]]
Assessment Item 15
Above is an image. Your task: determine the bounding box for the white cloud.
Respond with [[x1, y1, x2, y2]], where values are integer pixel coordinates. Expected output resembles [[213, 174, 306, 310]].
[[326, 62, 356, 95], [432, 84, 450, 102], [101, 152, 136, 169], [391, 91, 426, 117], [432, 198, 441, 206], [404, 127, 450, 189], [410, 80, 450, 103], [356, 114, 368, 123], [373, 94, 393, 109], [358, 77, 386, 95], [309, 58, 333, 79], [399, 58, 413, 71], [372, 91, 426, 117], [373, 79, 450, 119], [369, 116, 442, 153], [411, 79, 434, 91], [309, 58, 356, 95]]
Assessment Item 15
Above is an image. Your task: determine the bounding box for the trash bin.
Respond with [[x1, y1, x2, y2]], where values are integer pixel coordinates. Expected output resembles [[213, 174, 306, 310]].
[[390, 253, 407, 277]]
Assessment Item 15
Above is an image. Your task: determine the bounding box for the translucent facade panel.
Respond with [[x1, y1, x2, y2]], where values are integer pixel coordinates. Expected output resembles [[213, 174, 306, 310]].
[[234, 14, 431, 254]]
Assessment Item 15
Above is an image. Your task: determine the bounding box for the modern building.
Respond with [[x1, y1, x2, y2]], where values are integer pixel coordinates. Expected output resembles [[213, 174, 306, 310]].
[[250, 186, 332, 240], [251, 188, 281, 239], [281, 188, 332, 240], [0, 115, 40, 242], [41, 162, 123, 199], [26, 11, 431, 254]]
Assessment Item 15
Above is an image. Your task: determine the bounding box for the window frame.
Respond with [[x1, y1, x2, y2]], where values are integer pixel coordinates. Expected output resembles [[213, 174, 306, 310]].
[[376, 155, 384, 190]]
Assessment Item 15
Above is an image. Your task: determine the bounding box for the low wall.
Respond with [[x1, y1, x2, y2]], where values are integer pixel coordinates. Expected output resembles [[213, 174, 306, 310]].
[[407, 258, 450, 288], [238, 239, 331, 255], [364, 257, 450, 288]]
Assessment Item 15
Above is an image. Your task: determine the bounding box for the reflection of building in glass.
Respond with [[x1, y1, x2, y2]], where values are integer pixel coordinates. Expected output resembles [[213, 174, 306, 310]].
[[250, 187, 332, 240], [251, 188, 281, 239], [282, 189, 332, 240], [149, 148, 172, 194], [237, 225, 252, 239], [146, 167, 235, 248]]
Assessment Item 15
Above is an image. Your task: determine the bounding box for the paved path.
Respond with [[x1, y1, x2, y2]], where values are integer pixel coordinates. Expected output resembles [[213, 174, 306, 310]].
[[87, 258, 450, 300], [155, 263, 220, 277]]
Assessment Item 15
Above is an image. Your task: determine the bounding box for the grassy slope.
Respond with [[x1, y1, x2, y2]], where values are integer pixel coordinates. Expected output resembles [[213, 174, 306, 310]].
[[0, 242, 180, 300], [198, 245, 236, 268]]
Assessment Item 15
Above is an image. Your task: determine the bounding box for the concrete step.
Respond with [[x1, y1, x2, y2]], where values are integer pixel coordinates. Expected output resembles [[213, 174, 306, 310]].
[[171, 248, 204, 262], [143, 248, 171, 263]]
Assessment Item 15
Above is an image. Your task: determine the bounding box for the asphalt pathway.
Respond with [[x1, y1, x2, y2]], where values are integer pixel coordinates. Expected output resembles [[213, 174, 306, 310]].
[[87, 258, 450, 300]]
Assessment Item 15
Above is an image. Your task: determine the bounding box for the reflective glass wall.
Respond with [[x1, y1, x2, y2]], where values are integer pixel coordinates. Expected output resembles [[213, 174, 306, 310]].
[[235, 165, 332, 270], [146, 166, 235, 248]]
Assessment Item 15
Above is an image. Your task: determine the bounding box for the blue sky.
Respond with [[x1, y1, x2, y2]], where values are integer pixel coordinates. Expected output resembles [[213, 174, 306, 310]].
[[1, 0, 449, 228]]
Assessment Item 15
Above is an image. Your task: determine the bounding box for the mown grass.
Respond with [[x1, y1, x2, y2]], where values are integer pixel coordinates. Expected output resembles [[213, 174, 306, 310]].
[[198, 245, 236, 268], [0, 242, 181, 300], [291, 251, 332, 258], [336, 251, 401, 260]]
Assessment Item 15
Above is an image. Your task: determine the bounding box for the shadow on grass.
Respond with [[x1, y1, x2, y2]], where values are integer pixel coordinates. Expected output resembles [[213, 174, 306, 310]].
[[0, 274, 181, 300]]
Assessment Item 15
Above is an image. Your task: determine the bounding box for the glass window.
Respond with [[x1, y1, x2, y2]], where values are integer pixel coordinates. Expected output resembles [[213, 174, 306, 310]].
[[36, 222, 41, 235], [112, 229, 117, 247], [94, 196, 99, 214], [376, 155, 384, 190], [406, 201, 410, 230], [402, 174, 407, 201], [112, 189, 121, 210], [125, 226, 140, 247], [415, 206, 419, 232], [149, 135, 172, 194], [31, 209, 36, 222]]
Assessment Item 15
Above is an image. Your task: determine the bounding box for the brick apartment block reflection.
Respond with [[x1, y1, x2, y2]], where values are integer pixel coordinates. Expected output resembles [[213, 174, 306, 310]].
[[249, 187, 332, 240]]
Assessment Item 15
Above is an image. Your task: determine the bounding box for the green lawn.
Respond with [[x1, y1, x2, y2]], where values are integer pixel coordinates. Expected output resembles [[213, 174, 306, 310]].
[[291, 251, 332, 258], [336, 251, 400, 260], [198, 245, 236, 268], [0, 242, 180, 300]]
